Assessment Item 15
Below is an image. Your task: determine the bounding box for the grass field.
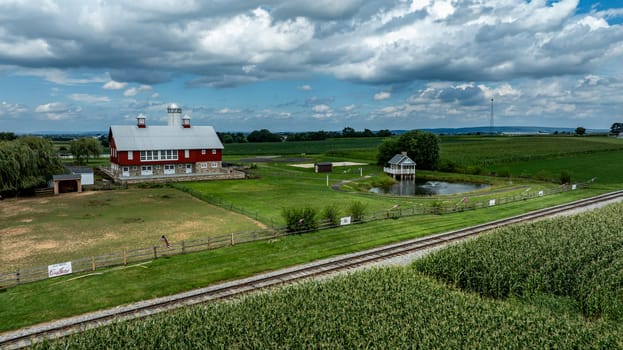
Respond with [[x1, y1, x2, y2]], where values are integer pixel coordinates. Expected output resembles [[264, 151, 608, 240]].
[[0, 188, 264, 272]]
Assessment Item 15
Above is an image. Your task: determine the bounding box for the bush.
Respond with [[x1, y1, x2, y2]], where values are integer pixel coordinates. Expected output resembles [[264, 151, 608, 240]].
[[348, 201, 367, 223], [282, 207, 318, 233], [497, 168, 511, 178], [559, 170, 571, 185], [534, 170, 552, 181], [436, 159, 459, 173], [321, 204, 341, 226]]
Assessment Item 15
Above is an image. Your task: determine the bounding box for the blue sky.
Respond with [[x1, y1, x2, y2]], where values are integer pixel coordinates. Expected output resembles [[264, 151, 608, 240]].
[[1, 0, 622, 133]]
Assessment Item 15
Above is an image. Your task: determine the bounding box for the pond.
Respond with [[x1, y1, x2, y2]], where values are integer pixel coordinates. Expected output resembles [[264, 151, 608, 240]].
[[370, 179, 490, 196]]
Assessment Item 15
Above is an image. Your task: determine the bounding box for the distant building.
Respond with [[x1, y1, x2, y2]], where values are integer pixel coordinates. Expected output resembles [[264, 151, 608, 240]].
[[107, 104, 243, 183], [314, 162, 333, 173], [384, 152, 416, 180]]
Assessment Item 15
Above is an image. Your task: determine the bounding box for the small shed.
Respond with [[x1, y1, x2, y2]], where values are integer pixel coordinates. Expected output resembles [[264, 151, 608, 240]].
[[66, 166, 94, 185], [384, 152, 416, 180], [52, 174, 82, 195], [314, 162, 333, 173]]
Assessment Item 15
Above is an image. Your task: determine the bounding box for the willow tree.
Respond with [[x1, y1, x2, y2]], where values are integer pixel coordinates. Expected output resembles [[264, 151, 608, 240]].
[[0, 137, 63, 193]]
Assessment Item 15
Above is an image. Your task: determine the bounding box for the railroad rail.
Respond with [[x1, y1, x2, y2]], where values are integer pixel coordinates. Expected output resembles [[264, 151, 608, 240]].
[[2, 190, 623, 349]]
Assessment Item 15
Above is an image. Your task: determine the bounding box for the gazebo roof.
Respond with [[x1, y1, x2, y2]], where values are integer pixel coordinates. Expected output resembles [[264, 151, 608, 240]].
[[388, 154, 416, 166]]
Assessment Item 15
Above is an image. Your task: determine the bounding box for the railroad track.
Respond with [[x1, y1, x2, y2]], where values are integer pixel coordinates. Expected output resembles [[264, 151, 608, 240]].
[[2, 190, 623, 349]]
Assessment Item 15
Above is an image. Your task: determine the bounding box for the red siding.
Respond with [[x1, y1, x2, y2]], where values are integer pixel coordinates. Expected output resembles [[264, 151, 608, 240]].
[[112, 148, 222, 166]]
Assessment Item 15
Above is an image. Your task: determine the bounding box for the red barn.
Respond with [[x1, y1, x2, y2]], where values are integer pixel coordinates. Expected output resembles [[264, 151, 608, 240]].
[[108, 104, 236, 183]]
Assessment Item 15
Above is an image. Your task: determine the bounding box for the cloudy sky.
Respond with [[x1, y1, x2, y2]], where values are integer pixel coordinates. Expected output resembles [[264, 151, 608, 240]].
[[1, 0, 622, 133]]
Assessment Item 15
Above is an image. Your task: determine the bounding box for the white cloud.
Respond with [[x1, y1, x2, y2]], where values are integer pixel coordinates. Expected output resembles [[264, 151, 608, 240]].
[[35, 102, 81, 120], [103, 80, 128, 90], [198, 7, 314, 63], [343, 104, 356, 111], [35, 102, 68, 113], [69, 93, 110, 103], [124, 84, 152, 97], [16, 69, 108, 85], [300, 85, 313, 91], [312, 104, 331, 113], [0, 101, 27, 117], [217, 108, 241, 114], [374, 91, 391, 101]]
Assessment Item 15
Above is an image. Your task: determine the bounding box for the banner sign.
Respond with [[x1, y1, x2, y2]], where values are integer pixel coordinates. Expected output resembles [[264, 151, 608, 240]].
[[48, 261, 72, 278], [340, 216, 352, 226], [489, 199, 496, 206], [538, 191, 544, 197], [572, 184, 577, 190]]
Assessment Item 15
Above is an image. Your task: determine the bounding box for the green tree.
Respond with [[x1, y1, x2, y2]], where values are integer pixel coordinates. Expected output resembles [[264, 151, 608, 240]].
[[376, 129, 393, 137], [376, 130, 440, 170], [575, 127, 586, 136], [0, 137, 63, 193], [342, 127, 356, 137], [70, 137, 102, 164], [610, 123, 623, 136], [0, 132, 17, 141], [247, 129, 281, 142]]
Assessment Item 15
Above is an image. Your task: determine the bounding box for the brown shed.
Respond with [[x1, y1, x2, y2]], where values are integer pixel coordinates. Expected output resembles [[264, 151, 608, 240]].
[[314, 162, 333, 173]]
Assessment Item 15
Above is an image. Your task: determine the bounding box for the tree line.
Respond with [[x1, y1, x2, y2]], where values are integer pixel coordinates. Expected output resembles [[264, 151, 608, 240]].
[[217, 127, 393, 143]]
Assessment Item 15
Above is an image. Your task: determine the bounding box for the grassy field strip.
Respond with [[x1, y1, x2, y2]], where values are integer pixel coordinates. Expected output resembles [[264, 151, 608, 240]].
[[0, 188, 608, 332]]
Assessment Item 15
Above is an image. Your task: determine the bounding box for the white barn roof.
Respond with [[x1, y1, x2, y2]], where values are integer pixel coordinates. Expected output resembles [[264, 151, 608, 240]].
[[110, 125, 224, 151]]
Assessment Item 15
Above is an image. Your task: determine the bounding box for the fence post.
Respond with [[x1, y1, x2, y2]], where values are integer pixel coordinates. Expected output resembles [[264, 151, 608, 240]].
[[16, 269, 20, 285], [153, 246, 158, 259], [182, 240, 186, 254], [231, 232, 235, 246], [91, 256, 96, 271], [123, 249, 127, 266], [207, 237, 211, 250]]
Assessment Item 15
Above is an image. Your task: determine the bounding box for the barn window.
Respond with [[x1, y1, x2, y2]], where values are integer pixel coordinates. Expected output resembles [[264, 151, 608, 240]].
[[211, 162, 218, 168], [127, 151, 133, 160], [201, 149, 206, 155], [185, 149, 190, 158], [212, 149, 217, 155], [200, 162, 208, 169]]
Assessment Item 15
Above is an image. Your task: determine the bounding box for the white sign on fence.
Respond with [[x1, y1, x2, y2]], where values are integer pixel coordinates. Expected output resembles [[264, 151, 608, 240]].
[[572, 184, 577, 190], [538, 190, 544, 197], [340, 216, 352, 226], [489, 199, 496, 206], [48, 261, 72, 278]]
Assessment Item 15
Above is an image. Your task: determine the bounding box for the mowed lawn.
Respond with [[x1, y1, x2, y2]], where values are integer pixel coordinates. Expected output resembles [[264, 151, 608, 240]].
[[0, 188, 265, 272]]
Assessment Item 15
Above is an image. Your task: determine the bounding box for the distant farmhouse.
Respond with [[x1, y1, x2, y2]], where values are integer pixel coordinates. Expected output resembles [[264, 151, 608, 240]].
[[106, 104, 243, 183]]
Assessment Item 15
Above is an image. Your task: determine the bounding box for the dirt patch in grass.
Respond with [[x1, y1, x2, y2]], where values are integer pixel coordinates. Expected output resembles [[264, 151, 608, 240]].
[[0, 226, 31, 236]]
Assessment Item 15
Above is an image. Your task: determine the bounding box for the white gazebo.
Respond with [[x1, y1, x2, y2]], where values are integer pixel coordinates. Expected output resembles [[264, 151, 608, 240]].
[[384, 152, 416, 180]]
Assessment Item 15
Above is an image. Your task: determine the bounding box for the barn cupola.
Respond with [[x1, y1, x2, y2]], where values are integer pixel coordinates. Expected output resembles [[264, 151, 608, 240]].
[[167, 103, 182, 127], [136, 113, 147, 128], [182, 114, 191, 128]]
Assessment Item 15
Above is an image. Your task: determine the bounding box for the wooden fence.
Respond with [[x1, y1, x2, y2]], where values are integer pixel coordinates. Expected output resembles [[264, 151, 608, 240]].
[[0, 181, 591, 289]]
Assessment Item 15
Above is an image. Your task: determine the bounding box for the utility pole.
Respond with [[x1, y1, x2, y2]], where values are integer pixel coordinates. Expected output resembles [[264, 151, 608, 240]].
[[490, 98, 494, 135]]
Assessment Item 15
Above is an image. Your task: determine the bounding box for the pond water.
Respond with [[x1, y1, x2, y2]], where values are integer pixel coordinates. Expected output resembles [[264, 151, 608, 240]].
[[370, 179, 490, 196]]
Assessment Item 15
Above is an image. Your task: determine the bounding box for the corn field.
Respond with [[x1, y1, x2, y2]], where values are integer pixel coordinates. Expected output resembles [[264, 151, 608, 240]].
[[35, 267, 622, 349], [414, 201, 623, 322]]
